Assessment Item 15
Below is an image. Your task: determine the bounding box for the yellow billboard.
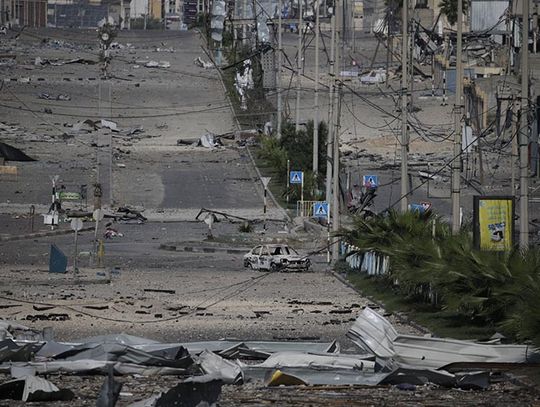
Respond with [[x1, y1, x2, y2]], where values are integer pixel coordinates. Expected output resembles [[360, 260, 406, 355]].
[[474, 196, 514, 251]]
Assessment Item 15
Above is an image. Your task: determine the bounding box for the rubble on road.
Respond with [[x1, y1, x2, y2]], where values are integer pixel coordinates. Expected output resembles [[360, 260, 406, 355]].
[[143, 60, 171, 69], [34, 57, 96, 66], [194, 57, 213, 69], [64, 119, 146, 140], [197, 133, 223, 149], [0, 307, 536, 404], [38, 92, 71, 101]]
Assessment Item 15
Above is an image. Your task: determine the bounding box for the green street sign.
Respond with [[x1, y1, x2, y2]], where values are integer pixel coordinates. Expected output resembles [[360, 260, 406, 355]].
[[59, 192, 81, 201]]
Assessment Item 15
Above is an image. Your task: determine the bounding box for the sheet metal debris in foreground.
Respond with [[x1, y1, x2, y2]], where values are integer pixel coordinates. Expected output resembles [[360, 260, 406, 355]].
[[347, 307, 540, 368], [0, 375, 74, 402]]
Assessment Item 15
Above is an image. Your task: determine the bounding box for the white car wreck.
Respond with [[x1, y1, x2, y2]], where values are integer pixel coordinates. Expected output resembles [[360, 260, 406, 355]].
[[243, 244, 311, 272], [360, 68, 386, 84]]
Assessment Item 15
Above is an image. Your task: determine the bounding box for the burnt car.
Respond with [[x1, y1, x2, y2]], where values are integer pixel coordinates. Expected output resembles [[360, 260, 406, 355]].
[[243, 244, 310, 272]]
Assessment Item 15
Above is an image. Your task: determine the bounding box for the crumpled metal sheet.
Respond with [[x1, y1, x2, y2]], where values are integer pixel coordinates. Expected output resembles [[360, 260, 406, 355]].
[[139, 340, 338, 358], [0, 375, 74, 402], [0, 340, 41, 363], [195, 351, 243, 384], [347, 307, 540, 368], [251, 365, 488, 389], [254, 351, 375, 371], [0, 321, 45, 341], [62, 343, 192, 368], [258, 368, 388, 386], [0, 361, 190, 376], [155, 376, 223, 407]]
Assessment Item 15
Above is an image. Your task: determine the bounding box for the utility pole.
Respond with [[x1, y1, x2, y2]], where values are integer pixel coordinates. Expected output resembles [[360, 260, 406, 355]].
[[400, 0, 409, 213], [520, 0, 529, 249], [331, 0, 341, 262], [325, 10, 336, 205], [386, 2, 392, 87], [276, 0, 283, 137], [313, 0, 320, 174], [451, 0, 463, 234], [295, 0, 303, 132]]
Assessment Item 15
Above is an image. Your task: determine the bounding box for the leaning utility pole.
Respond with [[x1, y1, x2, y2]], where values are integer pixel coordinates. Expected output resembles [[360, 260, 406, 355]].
[[295, 0, 303, 132], [519, 0, 529, 249], [400, 0, 409, 213], [313, 0, 320, 175], [276, 0, 283, 137], [451, 0, 463, 234], [331, 0, 341, 262]]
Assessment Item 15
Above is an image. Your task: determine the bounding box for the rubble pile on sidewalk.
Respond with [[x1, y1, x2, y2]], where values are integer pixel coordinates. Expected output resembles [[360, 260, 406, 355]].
[[0, 308, 538, 405]]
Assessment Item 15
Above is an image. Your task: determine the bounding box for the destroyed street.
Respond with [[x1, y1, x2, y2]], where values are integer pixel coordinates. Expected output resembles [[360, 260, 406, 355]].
[[0, 8, 540, 407]]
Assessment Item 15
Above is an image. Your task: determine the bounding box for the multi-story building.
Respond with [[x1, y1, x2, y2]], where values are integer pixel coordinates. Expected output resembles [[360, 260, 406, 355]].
[[2, 0, 47, 27], [46, 0, 130, 28]]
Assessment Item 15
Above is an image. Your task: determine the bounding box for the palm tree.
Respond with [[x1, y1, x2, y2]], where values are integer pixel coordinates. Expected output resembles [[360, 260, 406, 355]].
[[439, 0, 468, 26]]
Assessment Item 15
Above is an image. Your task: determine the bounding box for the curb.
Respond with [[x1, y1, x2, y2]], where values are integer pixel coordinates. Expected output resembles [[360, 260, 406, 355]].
[[159, 244, 248, 254], [0, 227, 94, 242]]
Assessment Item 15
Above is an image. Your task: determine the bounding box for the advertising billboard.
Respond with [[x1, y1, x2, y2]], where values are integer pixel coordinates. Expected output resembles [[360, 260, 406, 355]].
[[473, 196, 515, 251]]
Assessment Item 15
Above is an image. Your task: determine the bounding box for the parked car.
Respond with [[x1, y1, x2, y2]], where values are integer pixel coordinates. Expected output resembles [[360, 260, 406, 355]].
[[243, 244, 310, 272]]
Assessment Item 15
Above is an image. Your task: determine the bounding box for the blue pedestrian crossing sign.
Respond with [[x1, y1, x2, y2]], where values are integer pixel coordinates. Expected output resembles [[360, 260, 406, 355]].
[[363, 175, 379, 190], [313, 201, 329, 218], [290, 171, 303, 184]]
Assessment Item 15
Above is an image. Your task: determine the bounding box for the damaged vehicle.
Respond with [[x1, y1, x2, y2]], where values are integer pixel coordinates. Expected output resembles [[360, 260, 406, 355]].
[[243, 244, 310, 272]]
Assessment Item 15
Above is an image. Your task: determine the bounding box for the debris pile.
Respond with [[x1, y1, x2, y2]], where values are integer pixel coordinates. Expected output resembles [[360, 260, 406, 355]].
[[194, 57, 213, 69], [0, 308, 538, 404]]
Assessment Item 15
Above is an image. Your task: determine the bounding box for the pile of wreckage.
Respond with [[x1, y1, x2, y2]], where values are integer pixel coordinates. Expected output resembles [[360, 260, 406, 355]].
[[0, 307, 538, 405]]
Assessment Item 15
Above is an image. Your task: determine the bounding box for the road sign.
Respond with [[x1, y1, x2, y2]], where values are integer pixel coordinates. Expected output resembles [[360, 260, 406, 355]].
[[70, 218, 83, 232], [93, 209, 104, 221], [363, 175, 379, 189], [261, 177, 271, 188], [59, 192, 81, 201], [313, 201, 329, 218], [290, 171, 303, 184], [410, 202, 432, 214]]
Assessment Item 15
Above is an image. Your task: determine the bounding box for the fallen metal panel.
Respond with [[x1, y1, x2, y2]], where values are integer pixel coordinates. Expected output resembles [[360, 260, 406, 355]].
[[0, 321, 45, 341], [392, 336, 538, 368], [35, 341, 79, 359], [0, 361, 189, 376], [136, 340, 339, 358], [95, 372, 123, 407], [0, 340, 41, 363], [0, 376, 74, 402], [63, 344, 192, 368], [255, 352, 375, 371], [195, 350, 243, 384], [154, 377, 223, 407], [346, 307, 397, 358], [255, 368, 389, 386], [347, 307, 540, 368]]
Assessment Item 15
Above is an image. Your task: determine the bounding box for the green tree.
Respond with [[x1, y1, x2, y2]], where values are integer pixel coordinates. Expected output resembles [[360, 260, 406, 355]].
[[439, 0, 468, 26]]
